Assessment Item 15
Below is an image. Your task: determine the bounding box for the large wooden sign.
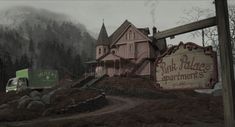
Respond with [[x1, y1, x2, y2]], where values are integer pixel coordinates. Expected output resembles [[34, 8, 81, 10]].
[[155, 42, 218, 89]]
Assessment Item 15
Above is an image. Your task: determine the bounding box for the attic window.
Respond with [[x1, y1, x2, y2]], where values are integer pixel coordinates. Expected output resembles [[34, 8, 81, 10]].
[[129, 30, 132, 39], [112, 50, 115, 54]]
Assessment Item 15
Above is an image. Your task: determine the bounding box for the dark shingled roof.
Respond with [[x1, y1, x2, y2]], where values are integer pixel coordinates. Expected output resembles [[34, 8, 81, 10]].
[[109, 20, 131, 45], [96, 23, 110, 46], [137, 28, 150, 35]]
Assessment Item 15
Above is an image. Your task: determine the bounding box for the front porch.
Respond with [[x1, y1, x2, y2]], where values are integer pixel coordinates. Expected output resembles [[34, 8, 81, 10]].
[[96, 53, 128, 77], [96, 59, 124, 77]]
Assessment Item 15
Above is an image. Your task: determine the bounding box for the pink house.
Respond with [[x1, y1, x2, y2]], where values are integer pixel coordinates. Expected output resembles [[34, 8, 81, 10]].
[[94, 20, 166, 79]]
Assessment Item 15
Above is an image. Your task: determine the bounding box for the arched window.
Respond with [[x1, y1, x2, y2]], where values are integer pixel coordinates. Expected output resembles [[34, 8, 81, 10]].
[[112, 50, 115, 54]]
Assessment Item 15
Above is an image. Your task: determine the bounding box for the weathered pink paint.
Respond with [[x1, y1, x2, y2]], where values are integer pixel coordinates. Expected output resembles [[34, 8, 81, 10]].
[[96, 45, 109, 59], [95, 20, 164, 77]]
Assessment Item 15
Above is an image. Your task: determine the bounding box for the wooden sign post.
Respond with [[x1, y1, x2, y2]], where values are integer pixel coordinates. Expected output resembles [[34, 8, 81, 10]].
[[154, 0, 235, 126], [215, 0, 235, 126]]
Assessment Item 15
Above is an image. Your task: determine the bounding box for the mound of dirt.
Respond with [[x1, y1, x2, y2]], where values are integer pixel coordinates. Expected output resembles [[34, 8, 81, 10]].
[[95, 77, 156, 90], [0, 88, 107, 122], [94, 77, 211, 99], [50, 88, 100, 109], [0, 90, 31, 105], [46, 88, 107, 115]]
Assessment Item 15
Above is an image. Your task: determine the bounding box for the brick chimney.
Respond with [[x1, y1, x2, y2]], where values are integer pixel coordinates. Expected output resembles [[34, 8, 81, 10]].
[[153, 26, 157, 36]]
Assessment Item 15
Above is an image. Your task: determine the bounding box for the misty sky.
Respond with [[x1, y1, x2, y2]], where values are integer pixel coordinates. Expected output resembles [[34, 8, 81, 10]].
[[0, 0, 234, 45]]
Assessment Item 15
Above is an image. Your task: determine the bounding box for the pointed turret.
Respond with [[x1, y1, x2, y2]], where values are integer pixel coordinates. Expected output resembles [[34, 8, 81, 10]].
[[96, 23, 110, 46], [96, 23, 110, 59]]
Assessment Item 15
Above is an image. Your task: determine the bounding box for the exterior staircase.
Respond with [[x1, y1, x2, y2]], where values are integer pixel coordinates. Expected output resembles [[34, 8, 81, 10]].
[[129, 58, 149, 75], [71, 75, 94, 88], [80, 74, 106, 89]]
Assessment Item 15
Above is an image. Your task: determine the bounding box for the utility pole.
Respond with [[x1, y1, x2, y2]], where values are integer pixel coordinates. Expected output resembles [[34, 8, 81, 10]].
[[215, 0, 235, 126]]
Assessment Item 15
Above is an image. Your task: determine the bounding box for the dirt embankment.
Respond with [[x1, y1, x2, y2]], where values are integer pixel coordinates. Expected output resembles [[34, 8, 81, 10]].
[[0, 88, 107, 122], [95, 77, 156, 90]]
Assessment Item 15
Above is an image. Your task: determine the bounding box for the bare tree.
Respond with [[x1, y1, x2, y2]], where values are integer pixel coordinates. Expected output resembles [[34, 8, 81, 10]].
[[229, 6, 235, 47], [178, 6, 235, 52]]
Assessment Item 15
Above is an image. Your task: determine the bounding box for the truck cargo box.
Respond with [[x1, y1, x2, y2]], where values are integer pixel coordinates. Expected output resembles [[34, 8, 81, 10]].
[[16, 69, 58, 89]]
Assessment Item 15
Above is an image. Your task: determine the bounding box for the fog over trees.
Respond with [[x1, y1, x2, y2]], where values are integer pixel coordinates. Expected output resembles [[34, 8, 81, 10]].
[[0, 6, 96, 91]]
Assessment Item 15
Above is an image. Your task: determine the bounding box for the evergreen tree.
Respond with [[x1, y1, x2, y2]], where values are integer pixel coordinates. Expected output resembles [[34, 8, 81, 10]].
[[0, 57, 6, 92], [19, 54, 31, 69], [72, 54, 84, 78]]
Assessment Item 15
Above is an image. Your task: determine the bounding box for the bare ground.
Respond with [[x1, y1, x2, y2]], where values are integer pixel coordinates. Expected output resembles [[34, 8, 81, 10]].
[[1, 77, 224, 127], [2, 96, 145, 127], [2, 94, 223, 127]]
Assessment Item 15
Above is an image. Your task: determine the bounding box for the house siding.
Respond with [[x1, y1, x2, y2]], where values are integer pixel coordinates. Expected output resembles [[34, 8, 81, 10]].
[[136, 42, 149, 60], [116, 44, 126, 58]]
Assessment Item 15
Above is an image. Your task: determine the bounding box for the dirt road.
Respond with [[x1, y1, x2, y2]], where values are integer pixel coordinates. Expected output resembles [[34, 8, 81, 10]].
[[2, 96, 145, 127]]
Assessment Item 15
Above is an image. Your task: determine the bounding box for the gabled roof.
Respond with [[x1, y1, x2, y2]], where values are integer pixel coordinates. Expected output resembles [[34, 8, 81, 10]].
[[96, 20, 152, 47], [109, 20, 151, 46], [96, 23, 110, 46], [109, 20, 131, 45]]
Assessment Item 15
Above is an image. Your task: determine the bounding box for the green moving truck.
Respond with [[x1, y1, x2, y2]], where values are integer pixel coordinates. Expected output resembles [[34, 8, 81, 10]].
[[6, 69, 58, 92]]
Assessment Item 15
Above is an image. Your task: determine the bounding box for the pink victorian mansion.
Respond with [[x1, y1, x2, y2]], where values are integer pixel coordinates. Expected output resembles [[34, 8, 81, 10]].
[[87, 20, 166, 79]]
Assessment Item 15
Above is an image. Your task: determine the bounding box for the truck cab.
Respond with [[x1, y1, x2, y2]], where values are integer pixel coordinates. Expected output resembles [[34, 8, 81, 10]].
[[6, 77, 28, 93]]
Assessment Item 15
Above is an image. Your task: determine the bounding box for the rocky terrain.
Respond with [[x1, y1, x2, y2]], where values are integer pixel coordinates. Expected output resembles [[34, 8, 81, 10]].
[[0, 87, 107, 122]]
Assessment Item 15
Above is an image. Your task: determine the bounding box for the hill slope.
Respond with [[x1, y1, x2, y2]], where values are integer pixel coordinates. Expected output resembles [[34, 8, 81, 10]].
[[0, 6, 96, 91]]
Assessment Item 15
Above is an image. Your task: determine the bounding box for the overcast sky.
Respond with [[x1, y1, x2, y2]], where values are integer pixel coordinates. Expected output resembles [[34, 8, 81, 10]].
[[0, 0, 234, 45]]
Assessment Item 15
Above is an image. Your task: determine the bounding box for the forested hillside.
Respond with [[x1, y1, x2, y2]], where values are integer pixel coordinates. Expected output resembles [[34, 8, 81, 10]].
[[0, 6, 96, 91]]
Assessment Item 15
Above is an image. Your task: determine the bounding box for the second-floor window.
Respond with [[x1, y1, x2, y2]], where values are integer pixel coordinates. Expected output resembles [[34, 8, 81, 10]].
[[99, 48, 101, 54], [104, 47, 106, 54]]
